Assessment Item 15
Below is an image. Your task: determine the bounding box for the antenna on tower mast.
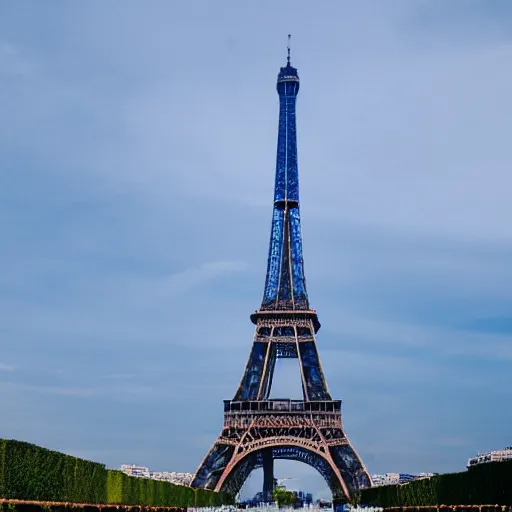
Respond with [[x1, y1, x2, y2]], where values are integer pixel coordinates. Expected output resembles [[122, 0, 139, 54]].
[[287, 34, 291, 65]]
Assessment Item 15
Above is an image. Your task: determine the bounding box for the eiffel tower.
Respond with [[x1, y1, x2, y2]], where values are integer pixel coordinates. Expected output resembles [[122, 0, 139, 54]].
[[191, 40, 372, 503]]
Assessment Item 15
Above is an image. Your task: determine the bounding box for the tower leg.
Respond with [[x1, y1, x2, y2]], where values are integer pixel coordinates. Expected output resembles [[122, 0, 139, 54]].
[[262, 447, 274, 502]]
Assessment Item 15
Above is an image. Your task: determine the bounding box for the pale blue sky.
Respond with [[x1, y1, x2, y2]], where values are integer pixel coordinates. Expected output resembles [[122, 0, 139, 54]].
[[1, 0, 512, 500]]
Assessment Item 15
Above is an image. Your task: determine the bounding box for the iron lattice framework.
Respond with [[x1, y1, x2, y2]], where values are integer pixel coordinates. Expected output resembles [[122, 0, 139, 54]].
[[191, 45, 372, 502]]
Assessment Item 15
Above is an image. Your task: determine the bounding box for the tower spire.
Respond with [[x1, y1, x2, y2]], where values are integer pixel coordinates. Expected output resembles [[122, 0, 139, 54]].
[[287, 34, 291, 65]]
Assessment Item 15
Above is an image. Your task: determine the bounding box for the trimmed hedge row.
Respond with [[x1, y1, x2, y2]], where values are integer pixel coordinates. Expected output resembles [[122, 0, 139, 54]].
[[361, 460, 512, 507], [0, 506, 187, 512], [0, 439, 233, 507]]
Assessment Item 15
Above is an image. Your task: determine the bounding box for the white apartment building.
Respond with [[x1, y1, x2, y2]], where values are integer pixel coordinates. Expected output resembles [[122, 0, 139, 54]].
[[120, 465, 193, 486], [150, 471, 194, 486], [120, 464, 151, 478], [371, 473, 400, 486], [467, 447, 512, 468], [371, 473, 435, 486]]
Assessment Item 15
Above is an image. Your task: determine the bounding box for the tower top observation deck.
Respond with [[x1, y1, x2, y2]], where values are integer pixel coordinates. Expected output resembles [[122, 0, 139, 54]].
[[277, 35, 300, 89]]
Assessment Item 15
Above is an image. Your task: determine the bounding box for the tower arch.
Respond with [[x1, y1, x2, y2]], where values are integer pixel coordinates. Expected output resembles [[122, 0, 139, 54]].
[[217, 442, 351, 500]]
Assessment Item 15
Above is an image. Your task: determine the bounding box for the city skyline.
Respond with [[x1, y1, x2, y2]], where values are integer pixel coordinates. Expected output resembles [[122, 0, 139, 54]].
[[1, 0, 512, 501]]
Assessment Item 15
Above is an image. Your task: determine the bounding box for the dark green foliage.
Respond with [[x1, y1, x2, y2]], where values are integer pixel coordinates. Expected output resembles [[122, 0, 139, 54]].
[[3, 438, 70, 501], [218, 491, 235, 506], [69, 457, 108, 504], [194, 488, 234, 507], [0, 439, 105, 503], [0, 439, 232, 507], [361, 460, 512, 507], [196, 488, 214, 507], [0, 440, 5, 497], [106, 470, 123, 504], [273, 488, 296, 507], [348, 490, 360, 506]]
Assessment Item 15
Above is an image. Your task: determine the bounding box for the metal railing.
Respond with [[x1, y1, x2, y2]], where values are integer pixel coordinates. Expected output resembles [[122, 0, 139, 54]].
[[223, 399, 341, 414]]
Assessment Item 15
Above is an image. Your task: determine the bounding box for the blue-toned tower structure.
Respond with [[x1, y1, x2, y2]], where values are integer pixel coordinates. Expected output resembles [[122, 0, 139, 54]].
[[191, 43, 371, 503]]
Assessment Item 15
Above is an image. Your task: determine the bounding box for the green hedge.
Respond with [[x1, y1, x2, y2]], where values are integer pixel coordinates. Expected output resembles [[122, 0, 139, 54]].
[[0, 439, 233, 507], [361, 460, 512, 507]]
